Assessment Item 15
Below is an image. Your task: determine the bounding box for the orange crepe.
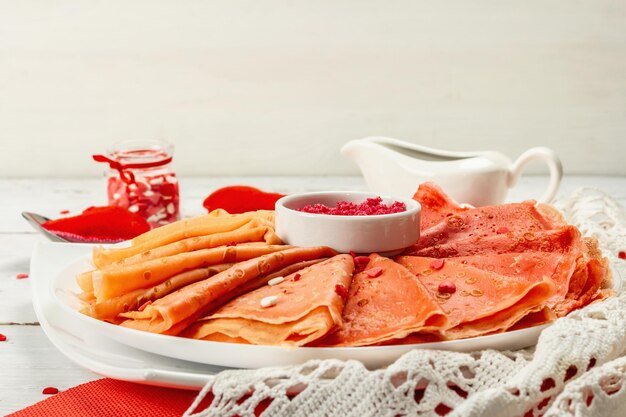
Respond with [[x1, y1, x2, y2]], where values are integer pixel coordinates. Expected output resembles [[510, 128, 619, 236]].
[[81, 263, 234, 322], [77, 224, 274, 293], [92, 244, 290, 301], [120, 246, 337, 335], [92, 210, 278, 268], [185, 254, 355, 347], [395, 256, 556, 339], [317, 254, 447, 347]]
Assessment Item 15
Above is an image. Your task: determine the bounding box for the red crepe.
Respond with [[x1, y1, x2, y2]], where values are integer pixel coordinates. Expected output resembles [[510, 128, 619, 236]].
[[42, 206, 150, 243], [407, 226, 581, 258], [203, 185, 286, 214], [7, 379, 205, 417], [410, 201, 556, 253], [412, 182, 468, 230]]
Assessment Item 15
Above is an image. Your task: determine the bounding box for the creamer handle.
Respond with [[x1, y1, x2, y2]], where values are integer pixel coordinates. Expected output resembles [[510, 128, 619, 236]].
[[509, 147, 563, 203]]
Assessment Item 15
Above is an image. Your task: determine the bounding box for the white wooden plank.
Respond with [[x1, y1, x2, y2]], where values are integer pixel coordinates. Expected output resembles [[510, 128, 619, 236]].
[[0, 234, 41, 324], [2, 2, 626, 176], [0, 325, 100, 415]]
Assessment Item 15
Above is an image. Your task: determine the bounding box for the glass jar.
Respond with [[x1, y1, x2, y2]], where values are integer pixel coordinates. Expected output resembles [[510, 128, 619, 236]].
[[93, 140, 180, 228]]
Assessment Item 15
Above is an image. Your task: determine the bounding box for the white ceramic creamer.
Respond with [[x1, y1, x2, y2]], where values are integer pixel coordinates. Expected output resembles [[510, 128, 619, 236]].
[[341, 137, 563, 207]]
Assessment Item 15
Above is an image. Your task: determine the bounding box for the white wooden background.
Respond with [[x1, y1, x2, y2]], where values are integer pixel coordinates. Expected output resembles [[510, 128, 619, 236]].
[[2, 1, 626, 177], [0, 175, 625, 414]]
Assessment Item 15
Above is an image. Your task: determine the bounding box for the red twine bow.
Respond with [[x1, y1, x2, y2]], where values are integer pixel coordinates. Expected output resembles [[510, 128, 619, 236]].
[[92, 154, 173, 185]]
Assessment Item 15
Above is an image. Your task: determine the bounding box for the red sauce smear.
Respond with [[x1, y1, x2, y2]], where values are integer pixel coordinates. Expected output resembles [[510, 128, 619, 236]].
[[203, 186, 286, 214], [42, 206, 151, 243], [298, 197, 406, 216]]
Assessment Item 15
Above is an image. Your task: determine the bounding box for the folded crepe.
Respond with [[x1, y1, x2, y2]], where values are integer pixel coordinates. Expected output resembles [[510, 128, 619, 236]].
[[184, 254, 355, 347], [399, 251, 577, 312], [317, 254, 447, 347], [395, 256, 556, 339], [92, 244, 291, 301], [81, 263, 234, 322], [92, 209, 278, 269], [406, 226, 581, 258], [120, 246, 337, 335], [412, 182, 469, 230], [409, 200, 558, 253], [554, 237, 612, 316], [77, 222, 275, 293]]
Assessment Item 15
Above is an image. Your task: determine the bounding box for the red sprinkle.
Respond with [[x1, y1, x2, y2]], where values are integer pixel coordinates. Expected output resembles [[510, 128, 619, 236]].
[[59, 210, 70, 215], [618, 251, 626, 260], [430, 259, 445, 270], [293, 273, 301, 281], [16, 273, 29, 279], [353, 256, 370, 273], [496, 227, 510, 234], [438, 280, 456, 294], [298, 197, 406, 216], [138, 301, 152, 312], [42, 387, 59, 395], [0, 334, 7, 342], [335, 284, 349, 300], [365, 267, 383, 278]]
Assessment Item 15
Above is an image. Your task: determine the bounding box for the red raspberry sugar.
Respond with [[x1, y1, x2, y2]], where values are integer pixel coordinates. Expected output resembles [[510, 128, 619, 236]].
[[438, 281, 456, 294], [353, 256, 371, 273], [16, 273, 29, 279], [298, 197, 406, 216], [430, 259, 445, 270], [365, 267, 383, 278], [334, 284, 349, 300]]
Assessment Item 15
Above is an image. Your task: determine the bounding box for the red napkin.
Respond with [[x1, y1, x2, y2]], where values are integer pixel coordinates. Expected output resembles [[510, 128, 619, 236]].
[[7, 379, 209, 417]]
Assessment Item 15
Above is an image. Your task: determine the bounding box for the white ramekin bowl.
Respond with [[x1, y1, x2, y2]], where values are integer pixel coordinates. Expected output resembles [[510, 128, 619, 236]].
[[274, 191, 421, 254]]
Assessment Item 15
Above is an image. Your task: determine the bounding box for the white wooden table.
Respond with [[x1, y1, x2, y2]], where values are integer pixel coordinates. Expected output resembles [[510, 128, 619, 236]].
[[1, 175, 624, 415]]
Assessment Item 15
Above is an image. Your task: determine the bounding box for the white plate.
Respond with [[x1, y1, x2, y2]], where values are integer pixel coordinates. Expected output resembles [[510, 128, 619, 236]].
[[36, 242, 622, 370], [31, 242, 226, 389]]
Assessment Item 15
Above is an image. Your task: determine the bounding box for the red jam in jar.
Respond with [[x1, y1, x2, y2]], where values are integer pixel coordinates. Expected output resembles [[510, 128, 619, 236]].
[[93, 140, 180, 228]]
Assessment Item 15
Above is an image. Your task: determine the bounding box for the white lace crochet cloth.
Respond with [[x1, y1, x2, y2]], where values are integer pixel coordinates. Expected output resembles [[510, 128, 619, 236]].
[[185, 189, 626, 417]]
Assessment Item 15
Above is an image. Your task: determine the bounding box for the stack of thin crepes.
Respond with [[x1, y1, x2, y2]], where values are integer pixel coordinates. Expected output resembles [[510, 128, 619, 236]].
[[77, 183, 614, 347]]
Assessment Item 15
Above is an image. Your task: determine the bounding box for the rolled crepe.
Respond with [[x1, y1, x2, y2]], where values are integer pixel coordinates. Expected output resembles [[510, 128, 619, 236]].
[[77, 222, 275, 293], [317, 254, 448, 347], [81, 263, 234, 321], [185, 254, 355, 347], [92, 210, 277, 268], [92, 244, 291, 301], [120, 246, 337, 335]]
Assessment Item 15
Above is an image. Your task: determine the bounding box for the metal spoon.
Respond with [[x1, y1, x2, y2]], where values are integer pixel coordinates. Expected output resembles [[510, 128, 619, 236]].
[[21, 211, 70, 242]]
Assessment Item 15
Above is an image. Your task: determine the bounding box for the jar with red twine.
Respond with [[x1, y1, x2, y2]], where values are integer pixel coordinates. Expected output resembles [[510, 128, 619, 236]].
[[93, 140, 180, 228]]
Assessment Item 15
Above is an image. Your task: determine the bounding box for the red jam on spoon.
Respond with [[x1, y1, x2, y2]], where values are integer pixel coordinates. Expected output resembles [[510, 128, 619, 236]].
[[42, 206, 150, 243]]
